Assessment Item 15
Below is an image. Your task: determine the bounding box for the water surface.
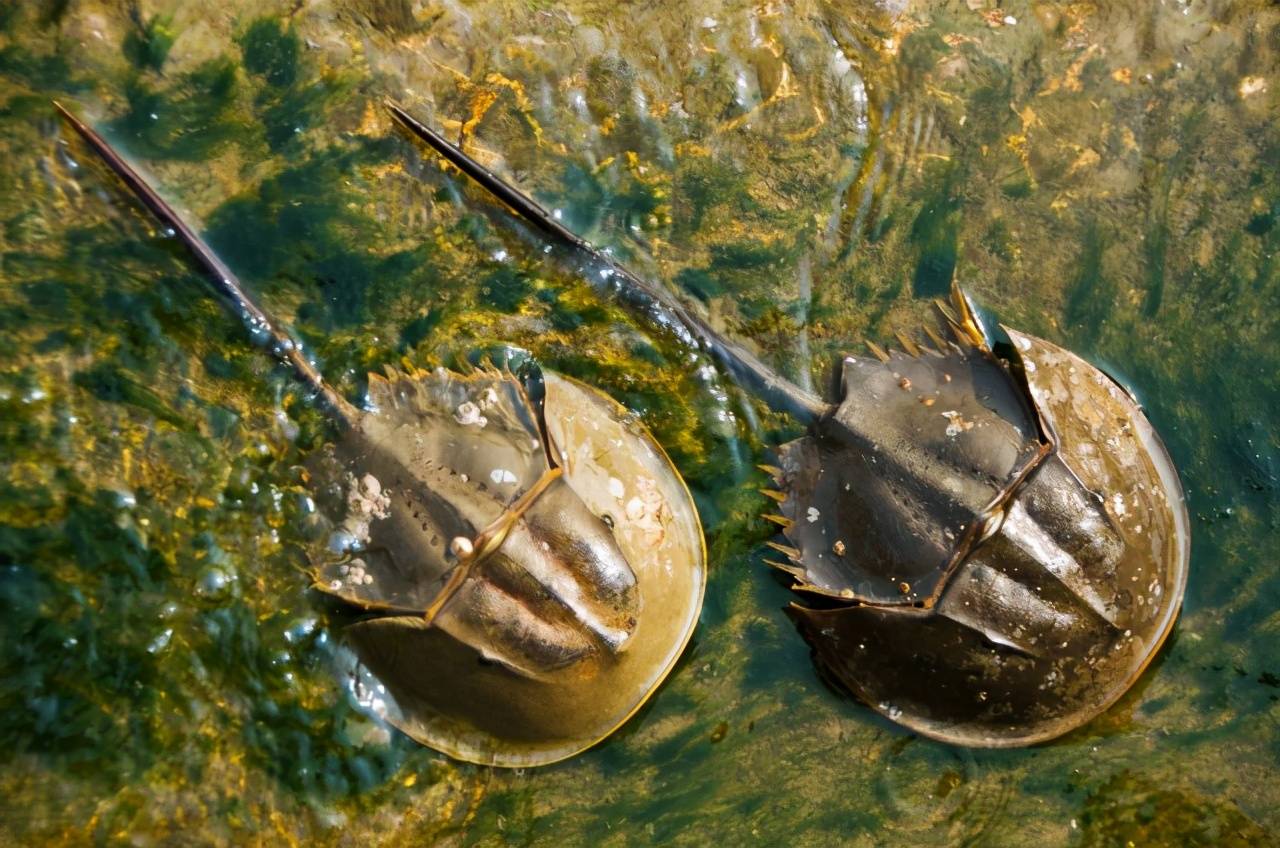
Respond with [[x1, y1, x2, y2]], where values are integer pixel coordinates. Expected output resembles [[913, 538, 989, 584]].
[[1, 0, 1277, 844]]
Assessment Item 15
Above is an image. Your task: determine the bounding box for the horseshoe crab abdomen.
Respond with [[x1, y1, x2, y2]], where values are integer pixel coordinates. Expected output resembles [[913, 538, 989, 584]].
[[312, 365, 705, 766], [440, 475, 640, 670], [313, 367, 553, 612], [318, 366, 642, 676], [789, 453, 1158, 744], [785, 326, 1189, 746]]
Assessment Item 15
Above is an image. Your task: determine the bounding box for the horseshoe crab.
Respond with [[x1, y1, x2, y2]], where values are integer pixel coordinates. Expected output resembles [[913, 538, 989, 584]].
[[54, 103, 705, 767], [389, 103, 1190, 747]]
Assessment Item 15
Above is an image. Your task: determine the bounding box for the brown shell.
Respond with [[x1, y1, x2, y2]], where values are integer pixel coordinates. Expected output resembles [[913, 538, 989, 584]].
[[776, 291, 1189, 746], [774, 344, 1044, 605], [313, 366, 705, 766], [52, 101, 705, 768], [370, 109, 1192, 748]]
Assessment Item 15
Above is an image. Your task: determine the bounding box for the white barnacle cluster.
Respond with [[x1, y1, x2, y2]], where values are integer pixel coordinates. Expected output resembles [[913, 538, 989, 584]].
[[879, 702, 904, 720], [1037, 667, 1063, 692], [339, 558, 374, 587], [617, 474, 669, 547], [490, 467, 519, 486], [453, 386, 504, 428], [453, 401, 487, 428], [343, 473, 392, 545]]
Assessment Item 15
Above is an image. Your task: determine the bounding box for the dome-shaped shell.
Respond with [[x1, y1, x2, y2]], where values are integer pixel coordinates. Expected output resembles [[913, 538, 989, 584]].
[[314, 366, 705, 766], [783, 328, 1190, 745]]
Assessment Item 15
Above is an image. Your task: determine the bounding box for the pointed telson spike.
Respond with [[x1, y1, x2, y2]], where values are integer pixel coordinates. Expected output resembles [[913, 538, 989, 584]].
[[759, 488, 787, 503], [766, 541, 802, 560], [386, 100, 590, 251], [762, 513, 794, 529], [895, 330, 922, 357], [51, 101, 354, 426], [866, 340, 890, 363], [386, 102, 830, 425]]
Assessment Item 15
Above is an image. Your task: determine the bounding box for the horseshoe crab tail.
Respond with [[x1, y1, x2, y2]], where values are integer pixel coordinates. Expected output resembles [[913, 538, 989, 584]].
[[53, 101, 356, 428], [386, 101, 826, 426]]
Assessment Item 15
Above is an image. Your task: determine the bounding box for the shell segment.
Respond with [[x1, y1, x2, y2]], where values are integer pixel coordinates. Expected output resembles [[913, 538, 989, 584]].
[[313, 366, 705, 766], [784, 323, 1189, 746], [363, 365, 549, 506], [773, 344, 1044, 605], [314, 367, 550, 613], [1001, 329, 1189, 642]]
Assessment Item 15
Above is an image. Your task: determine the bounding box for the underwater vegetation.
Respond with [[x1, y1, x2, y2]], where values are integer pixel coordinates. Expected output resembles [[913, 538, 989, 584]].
[[0, 0, 1277, 844]]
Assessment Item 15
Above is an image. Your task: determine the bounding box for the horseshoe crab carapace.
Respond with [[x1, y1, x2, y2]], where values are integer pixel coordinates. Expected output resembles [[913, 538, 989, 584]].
[[54, 102, 706, 767], [389, 102, 1190, 747]]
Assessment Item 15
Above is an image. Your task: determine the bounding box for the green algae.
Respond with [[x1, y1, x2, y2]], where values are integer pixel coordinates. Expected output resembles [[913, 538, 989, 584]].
[[122, 13, 176, 73], [239, 19, 300, 90], [113, 57, 245, 161], [1078, 772, 1269, 847], [0, 0, 1277, 844]]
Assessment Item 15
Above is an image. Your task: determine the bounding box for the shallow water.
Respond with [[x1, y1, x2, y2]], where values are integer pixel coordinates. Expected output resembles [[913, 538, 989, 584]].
[[1, 0, 1277, 844]]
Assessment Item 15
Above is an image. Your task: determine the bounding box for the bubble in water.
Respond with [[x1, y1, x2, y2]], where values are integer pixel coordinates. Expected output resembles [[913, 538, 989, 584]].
[[196, 566, 235, 601]]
